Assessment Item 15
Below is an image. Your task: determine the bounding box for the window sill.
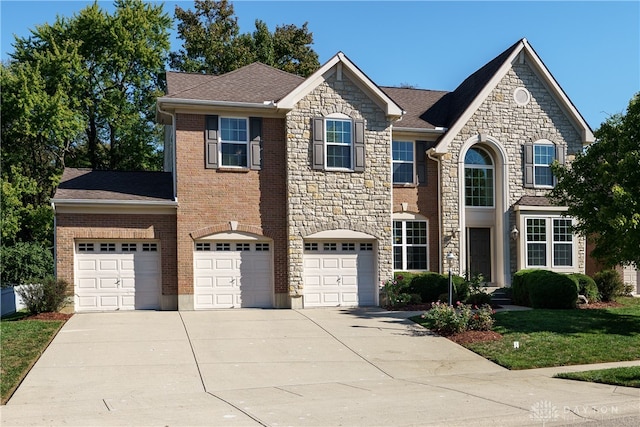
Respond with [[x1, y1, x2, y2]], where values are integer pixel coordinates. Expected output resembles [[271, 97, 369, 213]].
[[393, 183, 418, 188], [217, 167, 251, 173]]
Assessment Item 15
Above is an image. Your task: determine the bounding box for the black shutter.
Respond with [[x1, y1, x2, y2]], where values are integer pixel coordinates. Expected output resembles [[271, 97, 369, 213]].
[[353, 119, 365, 172], [416, 141, 427, 184], [205, 115, 219, 169], [249, 117, 262, 170], [523, 143, 534, 188], [312, 117, 324, 170]]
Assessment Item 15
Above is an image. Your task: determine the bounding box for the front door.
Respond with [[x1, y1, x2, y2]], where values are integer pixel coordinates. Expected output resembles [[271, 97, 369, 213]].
[[467, 228, 491, 281]]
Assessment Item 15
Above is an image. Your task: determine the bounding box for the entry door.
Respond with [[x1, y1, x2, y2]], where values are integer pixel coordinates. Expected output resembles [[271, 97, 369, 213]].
[[467, 228, 491, 281]]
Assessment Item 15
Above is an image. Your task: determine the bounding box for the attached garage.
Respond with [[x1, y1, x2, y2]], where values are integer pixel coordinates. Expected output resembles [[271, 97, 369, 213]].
[[622, 265, 640, 295], [75, 241, 161, 311], [193, 240, 272, 309], [303, 240, 377, 307]]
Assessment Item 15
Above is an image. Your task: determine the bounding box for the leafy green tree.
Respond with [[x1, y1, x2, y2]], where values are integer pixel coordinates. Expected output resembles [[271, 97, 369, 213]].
[[551, 93, 640, 268], [170, 0, 319, 77]]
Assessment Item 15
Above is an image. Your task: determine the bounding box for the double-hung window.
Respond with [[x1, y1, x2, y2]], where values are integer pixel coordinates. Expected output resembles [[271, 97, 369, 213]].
[[393, 220, 428, 270], [312, 116, 365, 172], [464, 147, 494, 207], [392, 141, 414, 184], [220, 117, 248, 167], [525, 216, 574, 268], [325, 119, 352, 169], [524, 141, 565, 188]]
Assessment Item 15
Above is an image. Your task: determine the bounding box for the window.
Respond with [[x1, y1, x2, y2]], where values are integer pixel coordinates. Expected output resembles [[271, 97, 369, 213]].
[[78, 243, 94, 252], [323, 243, 337, 251], [393, 141, 414, 184], [312, 117, 365, 171], [215, 243, 231, 251], [393, 220, 428, 270], [121, 243, 137, 252], [195, 242, 212, 251], [304, 242, 318, 251], [342, 243, 355, 251], [325, 119, 352, 169], [360, 243, 373, 251], [465, 147, 494, 207], [142, 243, 158, 252], [534, 144, 555, 187], [100, 243, 116, 252], [255, 243, 270, 251], [236, 243, 250, 251], [220, 117, 248, 167], [524, 141, 565, 188], [205, 115, 262, 170], [525, 217, 574, 268]]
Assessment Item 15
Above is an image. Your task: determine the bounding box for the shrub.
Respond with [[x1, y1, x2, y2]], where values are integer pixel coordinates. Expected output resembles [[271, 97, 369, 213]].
[[422, 302, 471, 335], [468, 304, 495, 331], [594, 269, 625, 302], [394, 271, 416, 288], [453, 276, 470, 302], [512, 269, 537, 306], [408, 272, 447, 303], [466, 292, 492, 306], [15, 277, 69, 314], [382, 276, 411, 308], [527, 270, 578, 309], [568, 273, 600, 302], [0, 242, 53, 287]]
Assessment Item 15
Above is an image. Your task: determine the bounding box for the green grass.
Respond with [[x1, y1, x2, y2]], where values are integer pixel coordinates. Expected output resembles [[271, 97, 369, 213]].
[[555, 366, 640, 388], [413, 297, 640, 370], [1, 313, 65, 404]]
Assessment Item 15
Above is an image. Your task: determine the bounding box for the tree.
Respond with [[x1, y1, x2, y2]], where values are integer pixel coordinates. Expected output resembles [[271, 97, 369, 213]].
[[551, 93, 640, 268], [170, 0, 319, 77]]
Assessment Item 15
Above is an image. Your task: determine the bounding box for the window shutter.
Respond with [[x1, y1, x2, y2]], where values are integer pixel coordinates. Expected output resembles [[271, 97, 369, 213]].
[[205, 115, 219, 169], [354, 119, 365, 172], [249, 117, 262, 170], [555, 144, 566, 165], [523, 143, 534, 188], [312, 117, 324, 170], [416, 141, 427, 184]]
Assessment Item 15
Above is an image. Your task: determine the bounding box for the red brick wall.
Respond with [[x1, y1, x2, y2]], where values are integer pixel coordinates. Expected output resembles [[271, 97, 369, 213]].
[[175, 114, 288, 297], [392, 157, 441, 272], [56, 213, 177, 296]]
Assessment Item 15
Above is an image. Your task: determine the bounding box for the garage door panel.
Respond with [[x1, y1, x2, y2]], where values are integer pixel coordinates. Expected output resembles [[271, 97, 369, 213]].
[[194, 242, 272, 309], [341, 293, 358, 304], [341, 258, 357, 268], [75, 241, 161, 311], [304, 258, 321, 269], [322, 258, 339, 269], [195, 277, 213, 289]]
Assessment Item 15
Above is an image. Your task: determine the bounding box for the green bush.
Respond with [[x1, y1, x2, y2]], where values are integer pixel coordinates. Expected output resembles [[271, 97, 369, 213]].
[[394, 271, 416, 288], [408, 272, 447, 303], [527, 270, 578, 309], [0, 242, 53, 287], [422, 302, 495, 335], [382, 277, 411, 308], [466, 292, 492, 306], [594, 269, 625, 302], [453, 276, 470, 303], [512, 269, 537, 306], [15, 277, 69, 314], [568, 273, 600, 302]]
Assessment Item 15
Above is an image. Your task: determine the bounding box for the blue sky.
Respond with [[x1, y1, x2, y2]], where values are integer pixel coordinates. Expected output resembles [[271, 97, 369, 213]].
[[1, 1, 639, 129]]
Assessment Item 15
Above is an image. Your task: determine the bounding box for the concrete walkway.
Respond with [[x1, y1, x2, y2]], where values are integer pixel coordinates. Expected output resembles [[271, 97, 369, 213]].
[[1, 308, 638, 426]]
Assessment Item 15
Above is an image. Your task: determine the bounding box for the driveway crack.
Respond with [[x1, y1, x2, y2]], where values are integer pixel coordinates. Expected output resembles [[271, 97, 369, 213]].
[[178, 312, 207, 393]]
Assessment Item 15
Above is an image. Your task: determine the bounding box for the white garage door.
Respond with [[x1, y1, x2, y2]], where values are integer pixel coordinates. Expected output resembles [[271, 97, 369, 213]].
[[622, 265, 639, 294], [303, 241, 376, 307], [193, 241, 272, 309], [75, 241, 161, 311]]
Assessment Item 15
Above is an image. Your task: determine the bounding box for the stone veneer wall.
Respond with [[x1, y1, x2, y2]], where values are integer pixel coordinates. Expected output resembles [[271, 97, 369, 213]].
[[439, 60, 586, 278], [286, 72, 394, 297]]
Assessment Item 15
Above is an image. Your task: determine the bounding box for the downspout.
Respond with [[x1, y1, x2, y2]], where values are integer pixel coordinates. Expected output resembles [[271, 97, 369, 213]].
[[427, 148, 443, 274], [51, 201, 57, 278]]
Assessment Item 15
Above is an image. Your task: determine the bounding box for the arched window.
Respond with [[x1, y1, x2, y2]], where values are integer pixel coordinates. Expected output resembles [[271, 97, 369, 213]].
[[464, 147, 494, 207]]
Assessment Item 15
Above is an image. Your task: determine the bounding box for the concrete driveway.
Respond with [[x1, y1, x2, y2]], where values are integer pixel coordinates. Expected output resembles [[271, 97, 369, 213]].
[[1, 308, 639, 426]]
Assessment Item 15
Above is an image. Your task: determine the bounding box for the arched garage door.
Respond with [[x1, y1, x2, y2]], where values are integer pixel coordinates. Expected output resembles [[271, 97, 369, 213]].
[[193, 240, 272, 309], [303, 241, 376, 307], [75, 241, 161, 311]]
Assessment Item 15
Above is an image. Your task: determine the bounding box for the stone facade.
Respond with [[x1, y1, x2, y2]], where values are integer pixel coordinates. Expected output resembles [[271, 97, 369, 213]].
[[439, 58, 586, 279], [285, 73, 394, 299]]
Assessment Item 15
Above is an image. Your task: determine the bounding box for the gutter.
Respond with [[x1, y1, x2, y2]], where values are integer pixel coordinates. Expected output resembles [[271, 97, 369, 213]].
[[157, 97, 278, 110], [394, 127, 447, 134], [51, 199, 179, 207]]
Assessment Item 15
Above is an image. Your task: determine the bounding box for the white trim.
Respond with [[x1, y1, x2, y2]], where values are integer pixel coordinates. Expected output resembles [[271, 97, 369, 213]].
[[277, 52, 404, 118], [518, 214, 578, 272], [305, 229, 376, 239], [197, 231, 270, 241], [157, 97, 276, 111], [434, 39, 594, 154], [392, 140, 416, 185], [392, 218, 429, 271], [514, 205, 568, 212]]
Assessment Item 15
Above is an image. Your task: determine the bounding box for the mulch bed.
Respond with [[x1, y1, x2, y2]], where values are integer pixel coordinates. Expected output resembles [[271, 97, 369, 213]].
[[447, 330, 503, 345], [578, 301, 623, 309]]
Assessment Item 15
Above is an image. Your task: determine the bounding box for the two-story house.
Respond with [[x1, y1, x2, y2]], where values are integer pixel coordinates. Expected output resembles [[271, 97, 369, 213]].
[[52, 38, 596, 311]]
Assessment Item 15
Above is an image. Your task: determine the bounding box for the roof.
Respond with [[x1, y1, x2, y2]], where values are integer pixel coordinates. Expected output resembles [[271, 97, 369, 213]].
[[53, 168, 174, 202], [514, 195, 556, 207], [165, 63, 304, 104], [381, 87, 449, 130]]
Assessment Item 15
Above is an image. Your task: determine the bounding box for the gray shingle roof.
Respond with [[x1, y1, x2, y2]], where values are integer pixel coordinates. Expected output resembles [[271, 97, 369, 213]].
[[515, 195, 556, 207], [165, 63, 305, 103], [54, 168, 174, 202], [381, 87, 449, 129]]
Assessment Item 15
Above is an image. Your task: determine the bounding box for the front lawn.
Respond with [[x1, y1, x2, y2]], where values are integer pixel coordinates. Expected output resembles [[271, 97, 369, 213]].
[[413, 297, 640, 370], [556, 366, 640, 388], [0, 313, 66, 404]]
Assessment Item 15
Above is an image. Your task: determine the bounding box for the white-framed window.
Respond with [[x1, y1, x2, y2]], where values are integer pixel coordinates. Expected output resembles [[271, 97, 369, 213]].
[[464, 146, 494, 207], [534, 143, 555, 187], [393, 220, 428, 270], [220, 117, 249, 167], [325, 119, 352, 170], [525, 216, 574, 268], [392, 141, 415, 184]]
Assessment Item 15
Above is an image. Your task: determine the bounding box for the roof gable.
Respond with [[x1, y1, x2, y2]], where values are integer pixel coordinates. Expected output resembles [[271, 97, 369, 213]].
[[432, 38, 595, 154], [277, 52, 404, 118]]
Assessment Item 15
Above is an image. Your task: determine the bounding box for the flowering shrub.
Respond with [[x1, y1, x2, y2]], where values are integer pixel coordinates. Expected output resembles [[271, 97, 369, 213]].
[[422, 301, 495, 335], [382, 275, 412, 307]]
